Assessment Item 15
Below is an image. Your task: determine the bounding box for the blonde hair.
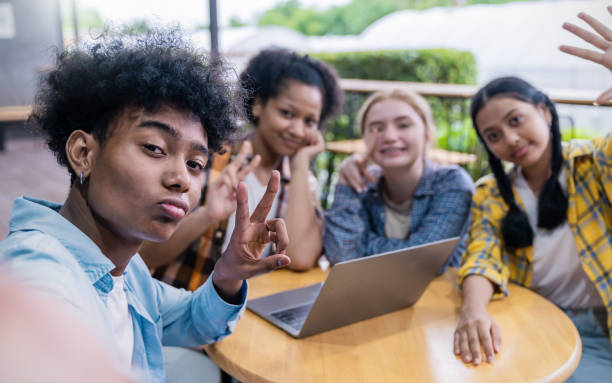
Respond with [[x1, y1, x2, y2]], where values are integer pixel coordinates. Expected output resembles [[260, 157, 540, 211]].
[[357, 88, 436, 143]]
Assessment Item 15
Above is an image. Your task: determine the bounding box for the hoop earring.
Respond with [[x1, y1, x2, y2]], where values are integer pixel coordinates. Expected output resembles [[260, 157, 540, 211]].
[[79, 172, 84, 185]]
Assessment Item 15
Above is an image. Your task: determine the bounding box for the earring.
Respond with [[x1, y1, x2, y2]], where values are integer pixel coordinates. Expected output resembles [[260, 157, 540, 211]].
[[79, 171, 84, 185]]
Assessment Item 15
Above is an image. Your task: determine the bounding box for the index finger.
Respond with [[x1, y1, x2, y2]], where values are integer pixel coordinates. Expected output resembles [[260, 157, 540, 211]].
[[237, 154, 261, 181], [235, 182, 251, 232], [559, 44, 604, 65], [228, 141, 252, 172], [578, 11, 612, 42], [562, 21, 609, 51], [250, 170, 280, 222], [477, 322, 495, 363], [362, 133, 377, 164]]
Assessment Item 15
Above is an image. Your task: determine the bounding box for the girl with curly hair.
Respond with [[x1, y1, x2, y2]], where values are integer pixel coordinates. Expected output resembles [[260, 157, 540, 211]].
[[141, 47, 344, 287]]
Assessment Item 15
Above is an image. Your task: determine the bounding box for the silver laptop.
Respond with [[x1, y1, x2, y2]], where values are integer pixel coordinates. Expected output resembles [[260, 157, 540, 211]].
[[247, 236, 459, 338]]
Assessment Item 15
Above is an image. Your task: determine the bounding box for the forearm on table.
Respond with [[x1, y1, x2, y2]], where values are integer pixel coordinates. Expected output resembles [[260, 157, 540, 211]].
[[285, 170, 323, 270], [461, 274, 495, 312], [140, 206, 216, 269]]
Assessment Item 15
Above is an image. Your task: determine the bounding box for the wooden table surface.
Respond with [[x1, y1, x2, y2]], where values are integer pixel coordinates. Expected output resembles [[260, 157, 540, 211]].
[[205, 268, 581, 383]]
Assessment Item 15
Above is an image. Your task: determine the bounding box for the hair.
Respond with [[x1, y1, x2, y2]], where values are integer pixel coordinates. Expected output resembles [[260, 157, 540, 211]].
[[357, 88, 436, 143], [470, 76, 567, 249], [239, 48, 344, 130], [29, 27, 243, 183]]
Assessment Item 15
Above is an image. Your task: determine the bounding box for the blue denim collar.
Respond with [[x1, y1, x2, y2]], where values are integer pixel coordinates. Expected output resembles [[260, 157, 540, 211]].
[[8, 196, 117, 288]]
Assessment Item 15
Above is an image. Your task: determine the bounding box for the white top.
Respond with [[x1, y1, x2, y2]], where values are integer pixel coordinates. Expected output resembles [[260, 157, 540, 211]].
[[514, 169, 603, 309], [222, 171, 280, 257], [106, 275, 134, 370], [382, 191, 413, 240]]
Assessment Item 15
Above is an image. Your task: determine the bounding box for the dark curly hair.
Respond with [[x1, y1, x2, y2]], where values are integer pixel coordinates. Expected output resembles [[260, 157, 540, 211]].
[[239, 48, 344, 130], [470, 76, 567, 250], [29, 28, 242, 182]]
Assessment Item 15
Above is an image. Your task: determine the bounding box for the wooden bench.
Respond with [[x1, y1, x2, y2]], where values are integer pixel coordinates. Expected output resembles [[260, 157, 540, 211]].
[[340, 78, 612, 106], [325, 138, 477, 166], [0, 106, 32, 151]]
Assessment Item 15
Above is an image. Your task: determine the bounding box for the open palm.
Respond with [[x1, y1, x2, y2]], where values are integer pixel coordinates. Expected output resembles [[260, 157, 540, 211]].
[[560, 7, 612, 104]]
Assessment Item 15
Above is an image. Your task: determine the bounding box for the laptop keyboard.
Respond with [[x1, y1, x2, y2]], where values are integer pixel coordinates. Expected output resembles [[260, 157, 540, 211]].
[[271, 303, 313, 331]]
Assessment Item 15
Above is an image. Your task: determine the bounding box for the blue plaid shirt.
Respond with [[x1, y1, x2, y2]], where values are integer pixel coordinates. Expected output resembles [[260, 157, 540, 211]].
[[323, 160, 474, 270]]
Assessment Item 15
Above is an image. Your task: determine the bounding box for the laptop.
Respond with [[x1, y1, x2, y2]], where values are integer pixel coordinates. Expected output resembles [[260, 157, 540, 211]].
[[247, 236, 459, 338]]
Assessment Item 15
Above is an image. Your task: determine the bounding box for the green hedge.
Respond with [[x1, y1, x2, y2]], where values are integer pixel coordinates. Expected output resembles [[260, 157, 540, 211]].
[[312, 49, 477, 84], [309, 49, 488, 206]]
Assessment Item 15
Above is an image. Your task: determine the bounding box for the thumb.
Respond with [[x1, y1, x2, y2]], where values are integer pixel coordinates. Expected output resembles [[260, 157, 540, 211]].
[[596, 86, 612, 105], [258, 254, 291, 273]]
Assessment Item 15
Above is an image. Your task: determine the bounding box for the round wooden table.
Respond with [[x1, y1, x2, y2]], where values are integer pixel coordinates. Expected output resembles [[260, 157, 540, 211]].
[[204, 268, 581, 383]]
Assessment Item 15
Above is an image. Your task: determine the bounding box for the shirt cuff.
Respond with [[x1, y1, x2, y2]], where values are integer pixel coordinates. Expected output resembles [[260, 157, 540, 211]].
[[194, 272, 248, 341]]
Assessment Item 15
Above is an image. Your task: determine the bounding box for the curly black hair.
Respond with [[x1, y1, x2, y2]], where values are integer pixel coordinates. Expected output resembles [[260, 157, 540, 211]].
[[29, 28, 242, 182], [239, 48, 344, 130]]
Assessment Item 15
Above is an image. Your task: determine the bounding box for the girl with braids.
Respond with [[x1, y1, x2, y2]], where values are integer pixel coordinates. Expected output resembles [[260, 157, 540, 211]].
[[141, 48, 343, 285], [454, 8, 612, 380]]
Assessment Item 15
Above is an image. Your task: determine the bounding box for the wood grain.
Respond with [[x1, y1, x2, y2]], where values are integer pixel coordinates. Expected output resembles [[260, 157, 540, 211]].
[[205, 268, 581, 383]]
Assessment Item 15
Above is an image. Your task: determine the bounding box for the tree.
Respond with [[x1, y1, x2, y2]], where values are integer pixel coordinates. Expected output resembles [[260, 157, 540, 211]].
[[257, 0, 536, 36]]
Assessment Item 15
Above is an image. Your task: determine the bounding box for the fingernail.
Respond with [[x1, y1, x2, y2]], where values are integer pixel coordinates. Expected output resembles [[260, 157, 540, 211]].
[[593, 101, 600, 106], [487, 355, 494, 363], [277, 258, 289, 267]]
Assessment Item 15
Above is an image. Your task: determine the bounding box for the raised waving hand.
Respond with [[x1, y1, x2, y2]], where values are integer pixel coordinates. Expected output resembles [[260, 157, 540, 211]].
[[560, 6, 612, 104]]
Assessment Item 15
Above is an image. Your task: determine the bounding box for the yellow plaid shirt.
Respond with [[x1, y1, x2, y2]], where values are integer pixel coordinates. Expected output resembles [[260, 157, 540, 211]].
[[459, 132, 612, 339]]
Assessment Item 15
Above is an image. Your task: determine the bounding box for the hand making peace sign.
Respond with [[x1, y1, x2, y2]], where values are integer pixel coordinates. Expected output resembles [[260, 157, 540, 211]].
[[211, 170, 291, 301]]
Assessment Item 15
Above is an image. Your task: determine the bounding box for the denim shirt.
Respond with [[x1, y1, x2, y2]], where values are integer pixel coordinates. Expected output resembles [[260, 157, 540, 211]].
[[0, 197, 247, 383], [323, 161, 474, 271]]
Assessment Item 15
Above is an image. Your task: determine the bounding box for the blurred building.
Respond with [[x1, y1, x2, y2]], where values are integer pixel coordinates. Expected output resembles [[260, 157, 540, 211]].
[[0, 0, 62, 107]]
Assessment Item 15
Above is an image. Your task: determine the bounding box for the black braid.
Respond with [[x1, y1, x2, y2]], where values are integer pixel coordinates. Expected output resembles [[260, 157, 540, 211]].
[[537, 98, 568, 229], [483, 137, 534, 249]]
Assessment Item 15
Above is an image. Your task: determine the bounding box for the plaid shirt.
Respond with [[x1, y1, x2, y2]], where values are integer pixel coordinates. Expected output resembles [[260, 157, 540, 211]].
[[323, 160, 474, 270], [459, 132, 612, 339]]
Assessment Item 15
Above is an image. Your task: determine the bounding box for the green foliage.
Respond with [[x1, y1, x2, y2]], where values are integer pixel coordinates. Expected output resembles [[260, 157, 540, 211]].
[[561, 126, 601, 141], [121, 19, 151, 35], [313, 49, 477, 83], [310, 49, 484, 206], [60, 3, 104, 34], [229, 17, 247, 28], [258, 0, 397, 36], [312, 49, 477, 138], [257, 0, 537, 36]]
